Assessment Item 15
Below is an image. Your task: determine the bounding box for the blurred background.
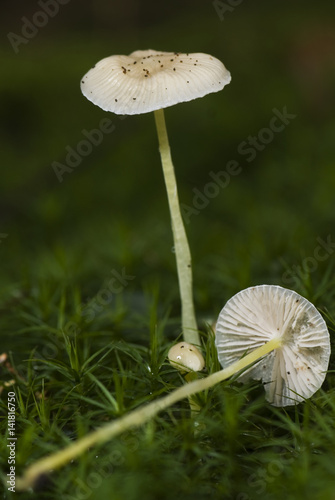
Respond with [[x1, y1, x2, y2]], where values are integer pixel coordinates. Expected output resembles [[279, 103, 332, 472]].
[[1, 0, 335, 341]]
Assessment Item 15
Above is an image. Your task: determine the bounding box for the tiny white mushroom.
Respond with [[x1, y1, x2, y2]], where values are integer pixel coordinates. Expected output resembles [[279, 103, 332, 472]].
[[80, 49, 231, 346], [168, 342, 205, 372], [215, 285, 331, 406]]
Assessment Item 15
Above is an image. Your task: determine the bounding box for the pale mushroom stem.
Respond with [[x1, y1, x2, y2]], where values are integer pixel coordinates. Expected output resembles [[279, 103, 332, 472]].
[[16, 336, 281, 491], [154, 108, 199, 346]]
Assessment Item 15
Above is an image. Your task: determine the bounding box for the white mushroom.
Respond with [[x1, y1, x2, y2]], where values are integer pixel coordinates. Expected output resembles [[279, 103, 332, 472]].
[[80, 50, 231, 115], [168, 341, 205, 372], [215, 285, 331, 406], [81, 50, 231, 347]]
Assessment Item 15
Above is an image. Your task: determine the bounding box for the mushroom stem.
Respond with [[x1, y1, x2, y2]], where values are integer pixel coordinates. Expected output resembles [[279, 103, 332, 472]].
[[16, 336, 281, 491], [154, 108, 199, 346]]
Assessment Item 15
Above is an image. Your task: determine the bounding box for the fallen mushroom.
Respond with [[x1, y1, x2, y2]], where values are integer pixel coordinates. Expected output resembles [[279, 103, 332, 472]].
[[17, 285, 330, 489], [215, 285, 331, 406], [80, 49, 231, 346]]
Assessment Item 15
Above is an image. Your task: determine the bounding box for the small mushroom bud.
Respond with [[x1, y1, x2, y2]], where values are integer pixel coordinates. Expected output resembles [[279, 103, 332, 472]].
[[168, 342, 205, 373]]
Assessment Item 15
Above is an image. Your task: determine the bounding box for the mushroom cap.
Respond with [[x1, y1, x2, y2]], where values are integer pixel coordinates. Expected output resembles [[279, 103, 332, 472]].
[[168, 342, 205, 373], [215, 285, 331, 406], [80, 49, 231, 115]]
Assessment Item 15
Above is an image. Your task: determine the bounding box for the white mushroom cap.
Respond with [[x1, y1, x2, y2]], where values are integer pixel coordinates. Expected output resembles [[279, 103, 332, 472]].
[[80, 49, 231, 115], [168, 342, 205, 373], [215, 285, 331, 406]]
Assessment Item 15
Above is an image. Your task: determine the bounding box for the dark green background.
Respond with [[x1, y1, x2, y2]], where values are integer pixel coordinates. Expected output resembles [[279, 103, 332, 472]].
[[2, 0, 335, 307], [1, 0, 335, 347]]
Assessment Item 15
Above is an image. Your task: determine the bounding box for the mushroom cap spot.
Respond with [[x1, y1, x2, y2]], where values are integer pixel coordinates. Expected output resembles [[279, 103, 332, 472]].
[[80, 49, 231, 115], [168, 342, 205, 373], [215, 285, 331, 407]]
